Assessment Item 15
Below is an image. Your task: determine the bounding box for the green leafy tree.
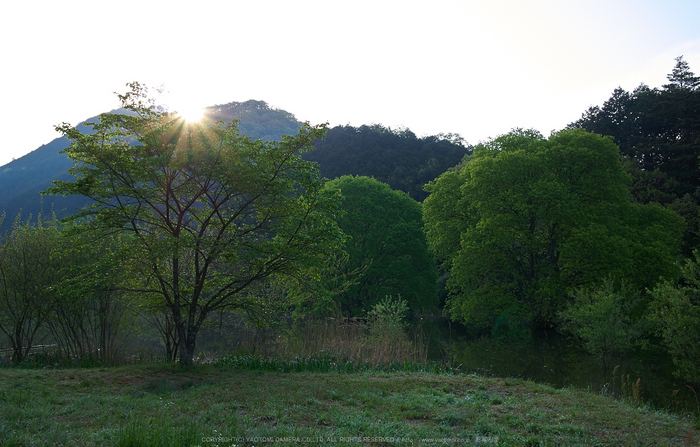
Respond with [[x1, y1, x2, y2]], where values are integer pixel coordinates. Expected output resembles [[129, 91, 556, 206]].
[[49, 230, 135, 363], [322, 176, 438, 316], [47, 83, 344, 365], [570, 57, 700, 254], [424, 129, 682, 332], [559, 280, 647, 373], [0, 213, 60, 363], [648, 251, 700, 382]]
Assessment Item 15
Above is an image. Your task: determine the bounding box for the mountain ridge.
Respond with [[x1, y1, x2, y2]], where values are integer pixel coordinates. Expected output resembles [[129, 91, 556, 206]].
[[0, 101, 304, 230], [0, 101, 470, 231]]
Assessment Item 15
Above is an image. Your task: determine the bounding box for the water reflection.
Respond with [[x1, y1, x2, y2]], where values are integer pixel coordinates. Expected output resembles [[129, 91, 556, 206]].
[[444, 329, 698, 414]]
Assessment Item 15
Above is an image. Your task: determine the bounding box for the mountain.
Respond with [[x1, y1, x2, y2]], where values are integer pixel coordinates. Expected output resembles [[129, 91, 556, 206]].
[[203, 100, 301, 142], [0, 126, 87, 228], [0, 101, 302, 232], [0, 101, 469, 231], [306, 125, 471, 202]]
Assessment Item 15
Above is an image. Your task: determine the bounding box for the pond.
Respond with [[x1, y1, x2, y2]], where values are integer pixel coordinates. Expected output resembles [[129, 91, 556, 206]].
[[423, 321, 699, 415]]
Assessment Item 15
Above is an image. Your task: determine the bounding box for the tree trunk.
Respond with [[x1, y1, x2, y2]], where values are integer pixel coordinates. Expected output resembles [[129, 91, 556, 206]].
[[178, 326, 199, 366]]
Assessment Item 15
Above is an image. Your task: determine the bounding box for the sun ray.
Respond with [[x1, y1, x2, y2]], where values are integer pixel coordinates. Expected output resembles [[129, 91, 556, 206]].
[[159, 89, 206, 123], [175, 103, 205, 122]]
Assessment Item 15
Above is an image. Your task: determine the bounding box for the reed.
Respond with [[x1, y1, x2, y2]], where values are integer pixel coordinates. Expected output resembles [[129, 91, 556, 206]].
[[211, 317, 451, 374], [276, 316, 428, 364]]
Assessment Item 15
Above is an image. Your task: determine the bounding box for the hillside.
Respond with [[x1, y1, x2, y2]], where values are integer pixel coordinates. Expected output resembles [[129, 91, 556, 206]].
[[0, 102, 469, 231], [307, 125, 471, 202], [0, 134, 84, 227], [0, 102, 302, 232]]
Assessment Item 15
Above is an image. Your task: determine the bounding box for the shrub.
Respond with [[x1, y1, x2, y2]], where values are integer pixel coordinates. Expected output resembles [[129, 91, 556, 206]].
[[649, 251, 700, 382], [559, 279, 647, 373]]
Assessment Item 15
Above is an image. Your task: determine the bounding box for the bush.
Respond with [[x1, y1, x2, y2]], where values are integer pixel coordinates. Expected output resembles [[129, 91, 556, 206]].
[[649, 251, 700, 382], [559, 279, 647, 372], [366, 296, 408, 341]]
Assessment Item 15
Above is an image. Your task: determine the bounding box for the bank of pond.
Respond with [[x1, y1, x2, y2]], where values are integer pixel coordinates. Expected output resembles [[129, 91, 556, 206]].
[[1, 360, 697, 446], [2, 319, 699, 417], [441, 328, 699, 416]]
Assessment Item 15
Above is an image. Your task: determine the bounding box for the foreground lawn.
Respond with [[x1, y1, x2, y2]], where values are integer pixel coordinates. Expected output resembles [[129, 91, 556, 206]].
[[0, 363, 697, 446]]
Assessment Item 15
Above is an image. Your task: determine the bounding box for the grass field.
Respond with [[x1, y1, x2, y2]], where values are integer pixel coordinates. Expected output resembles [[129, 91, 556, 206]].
[[1, 357, 698, 446]]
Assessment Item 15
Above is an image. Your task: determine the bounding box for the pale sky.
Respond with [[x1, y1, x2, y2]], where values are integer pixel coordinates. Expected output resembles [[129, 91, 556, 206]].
[[1, 0, 699, 168]]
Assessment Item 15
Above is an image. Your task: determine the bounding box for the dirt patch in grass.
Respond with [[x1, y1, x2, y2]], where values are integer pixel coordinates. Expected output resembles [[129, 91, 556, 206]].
[[406, 417, 432, 426]]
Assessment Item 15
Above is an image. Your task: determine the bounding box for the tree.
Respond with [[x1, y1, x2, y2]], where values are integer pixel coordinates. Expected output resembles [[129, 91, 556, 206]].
[[648, 251, 700, 382], [423, 129, 682, 332], [663, 56, 700, 91], [47, 83, 344, 365], [569, 57, 700, 255], [0, 213, 60, 363], [559, 280, 648, 373], [320, 176, 438, 316], [48, 230, 135, 363], [570, 58, 700, 191]]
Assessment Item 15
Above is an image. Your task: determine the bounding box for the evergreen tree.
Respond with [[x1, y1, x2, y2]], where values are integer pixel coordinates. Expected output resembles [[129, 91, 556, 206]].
[[570, 57, 700, 254]]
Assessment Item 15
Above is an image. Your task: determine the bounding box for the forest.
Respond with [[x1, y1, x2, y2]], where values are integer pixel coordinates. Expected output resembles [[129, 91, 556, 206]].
[[1, 58, 699, 401]]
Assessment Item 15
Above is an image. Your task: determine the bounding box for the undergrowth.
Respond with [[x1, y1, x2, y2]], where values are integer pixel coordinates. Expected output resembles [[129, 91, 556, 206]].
[[211, 352, 457, 374]]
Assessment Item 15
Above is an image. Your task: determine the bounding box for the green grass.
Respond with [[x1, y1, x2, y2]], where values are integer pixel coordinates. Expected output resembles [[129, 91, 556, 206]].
[[0, 359, 698, 446], [211, 353, 455, 374]]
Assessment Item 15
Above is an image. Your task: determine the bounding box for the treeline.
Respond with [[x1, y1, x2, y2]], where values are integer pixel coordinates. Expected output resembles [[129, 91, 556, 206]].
[[423, 56, 700, 382], [569, 56, 700, 256], [1, 60, 700, 383], [304, 125, 471, 202], [0, 85, 450, 367], [0, 102, 469, 233], [0, 214, 132, 364]]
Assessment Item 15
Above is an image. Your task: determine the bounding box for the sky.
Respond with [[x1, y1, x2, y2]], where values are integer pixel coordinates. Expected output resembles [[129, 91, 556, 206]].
[[1, 0, 700, 168]]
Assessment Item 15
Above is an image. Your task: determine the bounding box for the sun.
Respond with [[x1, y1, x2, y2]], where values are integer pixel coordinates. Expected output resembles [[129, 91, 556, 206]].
[[175, 103, 205, 123], [160, 90, 206, 122]]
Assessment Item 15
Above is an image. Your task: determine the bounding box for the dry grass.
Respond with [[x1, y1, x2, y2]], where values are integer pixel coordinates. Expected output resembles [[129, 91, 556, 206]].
[[274, 318, 429, 364]]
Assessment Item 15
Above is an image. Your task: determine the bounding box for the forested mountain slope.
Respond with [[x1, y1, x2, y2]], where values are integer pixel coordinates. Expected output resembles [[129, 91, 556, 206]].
[[0, 101, 468, 231], [0, 123, 91, 228], [306, 125, 471, 202], [0, 101, 302, 231]]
